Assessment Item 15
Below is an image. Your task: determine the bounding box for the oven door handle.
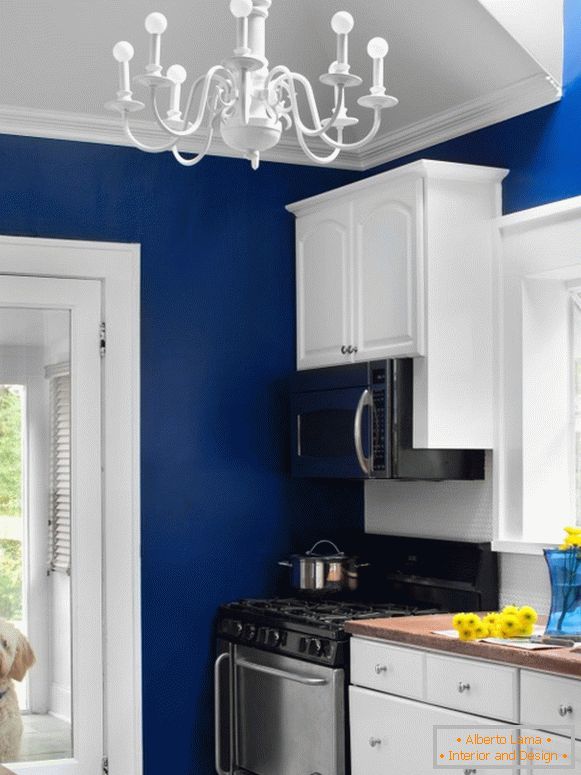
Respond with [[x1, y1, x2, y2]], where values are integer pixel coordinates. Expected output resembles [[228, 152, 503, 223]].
[[236, 657, 328, 686], [214, 651, 232, 775], [354, 388, 374, 476]]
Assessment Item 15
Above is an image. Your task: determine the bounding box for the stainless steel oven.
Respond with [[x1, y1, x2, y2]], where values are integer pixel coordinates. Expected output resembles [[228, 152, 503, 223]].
[[216, 640, 345, 775]]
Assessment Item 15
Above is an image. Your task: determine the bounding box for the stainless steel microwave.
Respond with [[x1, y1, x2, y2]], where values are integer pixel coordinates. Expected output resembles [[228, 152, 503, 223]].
[[290, 359, 485, 480]]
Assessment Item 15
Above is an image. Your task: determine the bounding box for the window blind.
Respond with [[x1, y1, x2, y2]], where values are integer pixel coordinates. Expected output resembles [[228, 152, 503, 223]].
[[46, 364, 71, 575]]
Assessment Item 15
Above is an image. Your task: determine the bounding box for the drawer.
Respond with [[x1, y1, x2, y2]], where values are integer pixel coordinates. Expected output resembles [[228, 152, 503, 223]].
[[351, 638, 424, 699], [350, 685, 510, 775], [425, 653, 518, 722], [521, 671, 581, 740]]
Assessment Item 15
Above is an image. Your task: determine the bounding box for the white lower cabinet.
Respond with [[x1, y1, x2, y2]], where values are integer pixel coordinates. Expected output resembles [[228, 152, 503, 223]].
[[350, 638, 581, 774], [350, 686, 505, 775]]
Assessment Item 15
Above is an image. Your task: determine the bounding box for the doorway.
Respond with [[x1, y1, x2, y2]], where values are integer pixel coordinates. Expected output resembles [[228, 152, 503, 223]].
[[0, 238, 141, 775]]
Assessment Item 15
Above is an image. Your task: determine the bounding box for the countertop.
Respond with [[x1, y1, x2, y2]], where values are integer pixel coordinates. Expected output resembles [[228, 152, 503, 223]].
[[345, 614, 581, 679]]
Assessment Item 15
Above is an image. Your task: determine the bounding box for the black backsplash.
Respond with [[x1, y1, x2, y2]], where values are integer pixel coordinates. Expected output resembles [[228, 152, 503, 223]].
[[277, 533, 498, 613]]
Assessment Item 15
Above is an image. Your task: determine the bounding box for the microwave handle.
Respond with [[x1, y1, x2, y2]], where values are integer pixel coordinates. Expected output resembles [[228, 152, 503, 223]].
[[354, 388, 374, 476]]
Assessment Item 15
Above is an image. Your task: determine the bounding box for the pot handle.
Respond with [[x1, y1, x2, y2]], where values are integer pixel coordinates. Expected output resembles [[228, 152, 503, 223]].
[[306, 539, 342, 556], [278, 561, 293, 567]]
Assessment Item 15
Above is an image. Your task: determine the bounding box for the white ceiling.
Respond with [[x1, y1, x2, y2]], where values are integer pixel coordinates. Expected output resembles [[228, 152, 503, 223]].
[[0, 0, 563, 169]]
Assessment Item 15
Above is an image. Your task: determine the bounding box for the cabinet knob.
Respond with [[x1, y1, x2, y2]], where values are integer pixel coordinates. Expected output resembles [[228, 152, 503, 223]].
[[458, 681, 471, 693], [559, 704, 573, 717], [369, 737, 382, 748], [464, 770, 477, 774], [374, 664, 388, 675]]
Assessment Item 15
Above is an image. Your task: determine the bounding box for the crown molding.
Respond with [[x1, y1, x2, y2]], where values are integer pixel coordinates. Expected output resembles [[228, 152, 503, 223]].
[[0, 71, 561, 172], [356, 73, 561, 170], [0, 104, 363, 170]]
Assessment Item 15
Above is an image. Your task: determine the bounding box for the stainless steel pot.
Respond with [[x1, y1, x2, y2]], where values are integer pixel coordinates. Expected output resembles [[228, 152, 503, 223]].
[[278, 540, 369, 593]]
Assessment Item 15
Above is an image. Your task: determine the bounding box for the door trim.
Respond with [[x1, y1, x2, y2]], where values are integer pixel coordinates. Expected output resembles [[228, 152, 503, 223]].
[[0, 236, 141, 775]]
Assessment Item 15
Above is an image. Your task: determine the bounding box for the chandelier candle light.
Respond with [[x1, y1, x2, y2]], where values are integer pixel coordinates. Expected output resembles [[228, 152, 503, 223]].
[[106, 0, 398, 169]]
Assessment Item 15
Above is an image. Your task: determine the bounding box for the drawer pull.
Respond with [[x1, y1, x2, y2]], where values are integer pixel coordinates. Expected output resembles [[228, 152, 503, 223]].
[[458, 681, 471, 693], [369, 737, 382, 748], [464, 770, 477, 774], [559, 704, 573, 717], [374, 664, 388, 675]]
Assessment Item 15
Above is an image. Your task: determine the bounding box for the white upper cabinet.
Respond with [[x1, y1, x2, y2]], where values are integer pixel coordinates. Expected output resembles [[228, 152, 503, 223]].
[[296, 203, 353, 369], [353, 178, 424, 361], [288, 160, 508, 449]]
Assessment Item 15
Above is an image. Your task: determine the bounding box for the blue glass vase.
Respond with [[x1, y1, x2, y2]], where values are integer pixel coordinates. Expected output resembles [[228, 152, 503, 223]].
[[544, 548, 581, 637]]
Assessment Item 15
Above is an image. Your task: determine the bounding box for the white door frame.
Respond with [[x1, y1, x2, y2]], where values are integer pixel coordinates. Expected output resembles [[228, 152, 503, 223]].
[[0, 236, 141, 775]]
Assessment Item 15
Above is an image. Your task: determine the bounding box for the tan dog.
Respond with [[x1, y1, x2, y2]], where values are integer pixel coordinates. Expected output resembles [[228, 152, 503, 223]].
[[0, 621, 35, 763]]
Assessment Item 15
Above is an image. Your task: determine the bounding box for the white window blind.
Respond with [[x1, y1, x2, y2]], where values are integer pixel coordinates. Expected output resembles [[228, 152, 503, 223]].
[[46, 363, 71, 575]]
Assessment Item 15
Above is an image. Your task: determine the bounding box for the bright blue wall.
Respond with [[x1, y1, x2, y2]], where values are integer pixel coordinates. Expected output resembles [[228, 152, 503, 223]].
[[0, 1, 579, 772], [0, 138, 362, 773]]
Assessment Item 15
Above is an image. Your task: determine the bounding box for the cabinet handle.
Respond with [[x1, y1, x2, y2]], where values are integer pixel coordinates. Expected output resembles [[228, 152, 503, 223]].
[[369, 737, 382, 748], [559, 704, 573, 717], [352, 345, 358, 353], [374, 664, 388, 675], [341, 345, 348, 354], [464, 770, 477, 774], [458, 681, 471, 693]]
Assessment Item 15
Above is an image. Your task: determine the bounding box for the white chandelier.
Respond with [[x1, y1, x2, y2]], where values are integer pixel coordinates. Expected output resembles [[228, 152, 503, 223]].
[[106, 0, 398, 169]]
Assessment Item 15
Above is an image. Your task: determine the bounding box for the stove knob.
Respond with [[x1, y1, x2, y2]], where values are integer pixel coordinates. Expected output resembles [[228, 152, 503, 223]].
[[268, 629, 281, 647], [232, 621, 243, 637], [257, 627, 267, 644], [308, 638, 322, 656], [244, 623, 256, 642]]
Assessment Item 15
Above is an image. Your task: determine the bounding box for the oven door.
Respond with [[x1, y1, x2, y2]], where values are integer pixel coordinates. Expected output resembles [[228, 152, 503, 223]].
[[291, 386, 374, 479], [234, 645, 345, 775]]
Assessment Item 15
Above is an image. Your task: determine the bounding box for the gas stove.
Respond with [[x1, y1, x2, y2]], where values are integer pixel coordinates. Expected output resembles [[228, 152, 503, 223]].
[[217, 597, 440, 667]]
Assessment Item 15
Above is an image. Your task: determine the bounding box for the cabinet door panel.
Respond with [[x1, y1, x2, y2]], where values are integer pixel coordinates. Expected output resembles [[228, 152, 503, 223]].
[[353, 179, 424, 359], [296, 204, 353, 369], [521, 730, 581, 772], [350, 686, 510, 775]]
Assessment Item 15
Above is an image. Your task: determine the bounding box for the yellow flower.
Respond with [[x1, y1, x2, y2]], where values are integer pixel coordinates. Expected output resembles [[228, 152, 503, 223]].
[[452, 613, 466, 630], [500, 613, 520, 635], [502, 605, 519, 616], [560, 543, 570, 550], [483, 612, 500, 627], [474, 624, 489, 639], [564, 535, 581, 547], [518, 606, 538, 625], [564, 526, 581, 535], [517, 622, 534, 638], [464, 613, 480, 628], [490, 625, 504, 638], [458, 627, 477, 641]]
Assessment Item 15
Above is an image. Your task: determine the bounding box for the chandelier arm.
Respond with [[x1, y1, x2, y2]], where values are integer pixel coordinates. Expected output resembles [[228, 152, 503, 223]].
[[294, 127, 341, 165], [171, 126, 215, 167], [122, 115, 179, 153], [150, 67, 233, 138], [319, 109, 383, 150], [181, 68, 235, 120], [268, 68, 345, 138]]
